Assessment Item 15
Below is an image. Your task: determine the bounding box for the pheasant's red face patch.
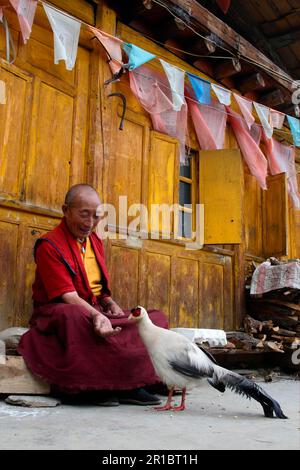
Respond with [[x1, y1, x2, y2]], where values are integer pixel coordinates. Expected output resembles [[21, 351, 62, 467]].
[[131, 307, 141, 317]]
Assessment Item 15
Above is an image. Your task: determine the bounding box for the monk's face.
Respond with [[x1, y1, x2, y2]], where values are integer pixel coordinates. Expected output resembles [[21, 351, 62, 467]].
[[62, 190, 103, 239]]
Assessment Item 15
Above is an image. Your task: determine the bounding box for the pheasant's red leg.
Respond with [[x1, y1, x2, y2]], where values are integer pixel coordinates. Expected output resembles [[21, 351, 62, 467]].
[[154, 387, 174, 411], [172, 388, 186, 411]]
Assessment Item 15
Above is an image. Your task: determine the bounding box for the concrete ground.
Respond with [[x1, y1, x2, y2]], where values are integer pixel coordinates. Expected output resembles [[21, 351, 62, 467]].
[[0, 377, 299, 450]]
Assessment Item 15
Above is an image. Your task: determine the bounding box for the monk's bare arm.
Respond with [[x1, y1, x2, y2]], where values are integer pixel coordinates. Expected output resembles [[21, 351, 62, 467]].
[[61, 292, 121, 337]]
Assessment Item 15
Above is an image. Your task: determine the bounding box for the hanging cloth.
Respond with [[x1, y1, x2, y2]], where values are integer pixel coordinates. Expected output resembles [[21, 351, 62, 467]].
[[211, 83, 231, 106], [270, 109, 285, 130], [129, 65, 187, 162], [227, 107, 268, 190], [123, 43, 156, 70], [287, 115, 300, 147], [216, 0, 231, 14], [159, 59, 185, 111], [10, 0, 37, 43], [187, 91, 227, 150], [187, 72, 211, 105], [233, 93, 255, 130], [43, 4, 81, 71], [263, 135, 300, 208], [254, 102, 273, 139], [88, 26, 123, 75]]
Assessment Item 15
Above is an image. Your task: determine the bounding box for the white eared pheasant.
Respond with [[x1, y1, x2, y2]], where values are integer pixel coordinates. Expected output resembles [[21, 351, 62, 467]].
[[129, 306, 287, 418]]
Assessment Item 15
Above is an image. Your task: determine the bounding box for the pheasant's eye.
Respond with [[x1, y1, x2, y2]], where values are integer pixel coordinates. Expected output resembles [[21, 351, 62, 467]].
[[131, 308, 141, 317]]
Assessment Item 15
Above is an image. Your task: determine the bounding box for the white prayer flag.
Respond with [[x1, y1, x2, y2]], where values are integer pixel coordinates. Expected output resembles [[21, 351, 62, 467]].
[[160, 59, 185, 111], [270, 109, 285, 129], [211, 83, 231, 105], [43, 4, 81, 71], [0, 80, 6, 104], [254, 102, 273, 139]]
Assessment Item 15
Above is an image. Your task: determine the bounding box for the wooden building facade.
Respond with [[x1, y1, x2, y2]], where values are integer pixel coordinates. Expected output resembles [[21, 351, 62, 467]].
[[0, 0, 299, 332]]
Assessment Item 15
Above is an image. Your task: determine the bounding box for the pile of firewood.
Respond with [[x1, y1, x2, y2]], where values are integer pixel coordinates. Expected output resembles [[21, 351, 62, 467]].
[[244, 290, 300, 353]]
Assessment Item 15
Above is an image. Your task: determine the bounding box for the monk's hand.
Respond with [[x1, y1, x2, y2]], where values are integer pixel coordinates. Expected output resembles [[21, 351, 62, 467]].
[[93, 313, 122, 337], [102, 299, 126, 318]]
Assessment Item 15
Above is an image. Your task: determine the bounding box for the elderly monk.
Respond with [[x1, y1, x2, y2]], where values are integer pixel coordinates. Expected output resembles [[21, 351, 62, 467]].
[[18, 184, 168, 406]]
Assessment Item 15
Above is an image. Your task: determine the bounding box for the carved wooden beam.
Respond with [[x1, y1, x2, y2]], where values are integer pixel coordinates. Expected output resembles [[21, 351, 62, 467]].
[[165, 0, 294, 91]]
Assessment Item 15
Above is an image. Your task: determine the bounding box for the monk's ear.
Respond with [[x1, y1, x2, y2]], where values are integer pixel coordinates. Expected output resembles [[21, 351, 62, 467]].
[[62, 204, 68, 215]]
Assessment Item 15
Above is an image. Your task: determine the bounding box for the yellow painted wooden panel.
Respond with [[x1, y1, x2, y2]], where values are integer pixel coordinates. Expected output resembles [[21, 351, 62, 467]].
[[200, 262, 224, 329], [16, 225, 54, 326], [200, 149, 243, 244], [109, 245, 139, 310], [263, 173, 288, 257], [289, 209, 300, 259], [25, 36, 76, 86], [0, 221, 18, 330], [0, 67, 31, 199], [148, 131, 179, 235], [170, 257, 199, 328], [139, 251, 171, 318], [244, 173, 263, 256], [107, 117, 144, 222], [25, 82, 73, 210]]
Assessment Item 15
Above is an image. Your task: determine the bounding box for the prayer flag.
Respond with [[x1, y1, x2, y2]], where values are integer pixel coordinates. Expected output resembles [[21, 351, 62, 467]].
[[160, 59, 185, 111], [187, 72, 211, 104], [123, 43, 156, 70]]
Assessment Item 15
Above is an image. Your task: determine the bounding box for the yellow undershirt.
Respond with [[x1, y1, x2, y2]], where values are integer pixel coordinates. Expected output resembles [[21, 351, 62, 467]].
[[77, 237, 102, 296]]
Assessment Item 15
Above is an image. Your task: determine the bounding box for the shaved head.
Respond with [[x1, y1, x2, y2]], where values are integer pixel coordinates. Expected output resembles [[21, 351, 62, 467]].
[[62, 184, 103, 239], [64, 184, 100, 207]]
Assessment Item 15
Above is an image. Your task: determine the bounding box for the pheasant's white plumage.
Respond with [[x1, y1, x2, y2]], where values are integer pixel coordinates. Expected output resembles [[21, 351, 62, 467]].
[[129, 306, 287, 418]]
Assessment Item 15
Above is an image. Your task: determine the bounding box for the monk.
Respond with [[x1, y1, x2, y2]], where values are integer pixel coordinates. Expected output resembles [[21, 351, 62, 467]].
[[18, 184, 168, 406]]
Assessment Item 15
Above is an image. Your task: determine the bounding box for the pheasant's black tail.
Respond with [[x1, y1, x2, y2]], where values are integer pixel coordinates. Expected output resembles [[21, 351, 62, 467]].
[[209, 366, 288, 419]]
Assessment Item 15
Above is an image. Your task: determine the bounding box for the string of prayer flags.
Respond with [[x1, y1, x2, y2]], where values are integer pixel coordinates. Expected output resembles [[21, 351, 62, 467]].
[[123, 43, 156, 70], [187, 72, 211, 105], [43, 4, 81, 71], [287, 115, 300, 147], [211, 83, 231, 106], [159, 59, 185, 111], [254, 102, 273, 139]]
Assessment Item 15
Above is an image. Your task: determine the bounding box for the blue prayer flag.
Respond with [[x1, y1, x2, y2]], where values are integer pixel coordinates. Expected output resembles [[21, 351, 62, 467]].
[[187, 72, 211, 105], [287, 115, 300, 147], [123, 43, 156, 70]]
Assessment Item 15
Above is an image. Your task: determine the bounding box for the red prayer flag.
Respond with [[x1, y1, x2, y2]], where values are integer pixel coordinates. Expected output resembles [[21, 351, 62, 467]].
[[216, 0, 231, 14]]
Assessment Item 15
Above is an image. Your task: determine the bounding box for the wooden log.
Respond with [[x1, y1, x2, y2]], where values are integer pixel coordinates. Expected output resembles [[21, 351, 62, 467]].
[[215, 58, 242, 80], [259, 89, 285, 108], [239, 73, 265, 93], [243, 314, 273, 334], [164, 39, 186, 59], [251, 298, 300, 313], [226, 331, 264, 350], [271, 328, 297, 337], [263, 341, 284, 353], [0, 356, 50, 394], [248, 309, 299, 329]]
